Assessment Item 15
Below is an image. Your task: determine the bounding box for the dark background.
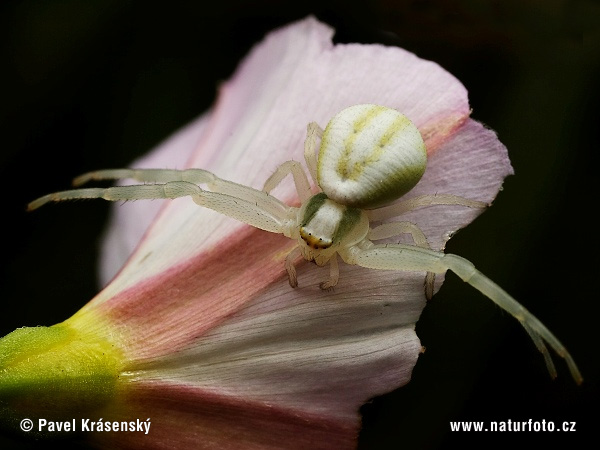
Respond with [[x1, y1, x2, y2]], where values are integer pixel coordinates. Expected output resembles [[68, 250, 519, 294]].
[[1, 1, 596, 448]]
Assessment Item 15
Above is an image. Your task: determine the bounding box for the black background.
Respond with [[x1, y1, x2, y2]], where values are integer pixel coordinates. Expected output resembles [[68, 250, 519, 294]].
[[1, 1, 596, 449]]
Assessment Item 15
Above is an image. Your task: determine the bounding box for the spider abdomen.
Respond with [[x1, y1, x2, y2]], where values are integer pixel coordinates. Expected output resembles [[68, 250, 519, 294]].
[[317, 104, 427, 209]]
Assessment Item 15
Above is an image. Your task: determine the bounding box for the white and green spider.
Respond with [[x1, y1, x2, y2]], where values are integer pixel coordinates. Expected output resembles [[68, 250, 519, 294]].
[[29, 104, 582, 384]]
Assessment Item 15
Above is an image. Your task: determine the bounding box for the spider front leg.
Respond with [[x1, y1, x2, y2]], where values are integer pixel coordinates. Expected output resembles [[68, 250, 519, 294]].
[[339, 242, 583, 384], [72, 168, 289, 218], [368, 221, 437, 300], [262, 161, 313, 203], [28, 180, 297, 237], [262, 121, 324, 201]]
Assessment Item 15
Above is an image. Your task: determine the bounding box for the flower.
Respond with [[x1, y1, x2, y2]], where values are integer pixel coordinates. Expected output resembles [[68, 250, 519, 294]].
[[0, 17, 511, 448]]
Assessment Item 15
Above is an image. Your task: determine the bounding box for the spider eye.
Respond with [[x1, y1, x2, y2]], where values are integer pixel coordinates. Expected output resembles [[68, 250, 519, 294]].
[[317, 104, 427, 209], [299, 227, 332, 250]]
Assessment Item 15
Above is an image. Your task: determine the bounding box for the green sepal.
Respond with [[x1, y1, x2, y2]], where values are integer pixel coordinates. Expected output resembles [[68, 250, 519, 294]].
[[0, 323, 122, 438]]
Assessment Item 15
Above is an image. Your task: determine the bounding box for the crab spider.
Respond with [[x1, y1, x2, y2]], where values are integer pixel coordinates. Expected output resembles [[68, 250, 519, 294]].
[[28, 104, 582, 384]]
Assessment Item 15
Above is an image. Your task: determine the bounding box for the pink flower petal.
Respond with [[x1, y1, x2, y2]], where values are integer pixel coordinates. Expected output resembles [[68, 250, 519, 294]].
[[94, 384, 358, 449], [66, 17, 513, 448], [404, 118, 513, 251]]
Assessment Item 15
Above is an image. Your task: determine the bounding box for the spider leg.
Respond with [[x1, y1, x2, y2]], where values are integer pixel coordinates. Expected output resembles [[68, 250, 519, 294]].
[[28, 181, 296, 236], [284, 246, 302, 288], [284, 247, 339, 290], [303, 122, 323, 185], [73, 168, 288, 218], [339, 242, 583, 384], [368, 194, 488, 222], [72, 168, 216, 186], [319, 254, 339, 290], [262, 160, 313, 203], [261, 121, 324, 201], [368, 221, 436, 300]]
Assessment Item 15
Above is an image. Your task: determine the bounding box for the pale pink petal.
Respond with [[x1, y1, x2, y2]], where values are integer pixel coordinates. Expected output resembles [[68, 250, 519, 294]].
[[68, 17, 514, 449], [94, 384, 358, 449], [402, 118, 513, 251]]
